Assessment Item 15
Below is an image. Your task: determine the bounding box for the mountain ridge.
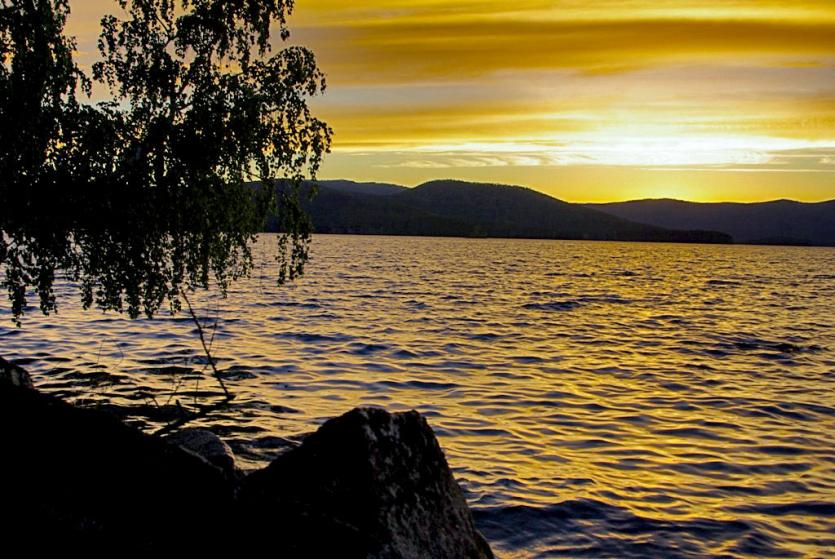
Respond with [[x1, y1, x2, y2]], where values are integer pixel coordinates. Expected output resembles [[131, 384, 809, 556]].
[[301, 180, 833, 246], [588, 197, 834, 205], [318, 180, 832, 206], [266, 179, 732, 244], [586, 198, 835, 246]]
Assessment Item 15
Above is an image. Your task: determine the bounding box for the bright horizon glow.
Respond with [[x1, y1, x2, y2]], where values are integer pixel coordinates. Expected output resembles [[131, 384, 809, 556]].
[[66, 1, 835, 202]]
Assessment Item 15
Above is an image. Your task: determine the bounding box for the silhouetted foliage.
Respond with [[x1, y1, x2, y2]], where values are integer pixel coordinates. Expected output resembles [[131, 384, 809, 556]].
[[0, 0, 331, 324]]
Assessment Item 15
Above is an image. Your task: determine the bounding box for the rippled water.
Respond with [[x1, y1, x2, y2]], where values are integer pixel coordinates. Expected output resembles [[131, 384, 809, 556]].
[[2, 235, 835, 558]]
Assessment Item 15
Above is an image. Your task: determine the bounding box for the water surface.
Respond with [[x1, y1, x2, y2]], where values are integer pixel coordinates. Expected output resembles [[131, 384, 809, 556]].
[[2, 236, 834, 558]]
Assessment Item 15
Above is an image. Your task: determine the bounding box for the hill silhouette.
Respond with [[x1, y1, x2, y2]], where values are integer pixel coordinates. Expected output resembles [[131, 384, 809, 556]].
[[587, 199, 835, 246], [268, 180, 732, 243], [316, 180, 407, 197], [395, 181, 729, 242]]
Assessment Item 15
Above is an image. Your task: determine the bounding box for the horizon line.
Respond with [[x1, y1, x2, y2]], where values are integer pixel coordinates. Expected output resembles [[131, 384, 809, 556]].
[[312, 178, 835, 205]]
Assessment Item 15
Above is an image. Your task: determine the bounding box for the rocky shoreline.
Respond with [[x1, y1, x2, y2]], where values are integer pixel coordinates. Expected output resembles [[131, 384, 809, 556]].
[[0, 357, 493, 557]]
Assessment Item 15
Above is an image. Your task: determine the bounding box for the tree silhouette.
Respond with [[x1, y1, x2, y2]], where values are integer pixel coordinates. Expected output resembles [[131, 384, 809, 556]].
[[0, 0, 331, 324]]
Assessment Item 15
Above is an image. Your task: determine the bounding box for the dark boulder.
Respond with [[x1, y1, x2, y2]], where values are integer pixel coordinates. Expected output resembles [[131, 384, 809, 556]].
[[238, 407, 494, 558], [0, 382, 235, 553]]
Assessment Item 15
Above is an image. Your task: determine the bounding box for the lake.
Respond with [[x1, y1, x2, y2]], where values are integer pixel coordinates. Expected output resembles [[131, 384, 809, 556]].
[[2, 235, 834, 558]]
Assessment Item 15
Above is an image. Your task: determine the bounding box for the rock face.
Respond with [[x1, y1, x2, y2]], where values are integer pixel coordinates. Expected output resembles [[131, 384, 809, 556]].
[[238, 407, 494, 559], [165, 427, 238, 478], [0, 356, 34, 388], [1, 368, 494, 558], [0, 381, 235, 553]]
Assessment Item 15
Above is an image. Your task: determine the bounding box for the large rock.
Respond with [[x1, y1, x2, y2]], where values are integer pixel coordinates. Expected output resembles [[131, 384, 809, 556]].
[[238, 407, 494, 559], [0, 381, 235, 552], [0, 356, 34, 389]]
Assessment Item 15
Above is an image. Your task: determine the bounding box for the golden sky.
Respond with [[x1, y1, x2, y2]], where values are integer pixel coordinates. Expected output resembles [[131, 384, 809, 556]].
[[67, 1, 835, 202]]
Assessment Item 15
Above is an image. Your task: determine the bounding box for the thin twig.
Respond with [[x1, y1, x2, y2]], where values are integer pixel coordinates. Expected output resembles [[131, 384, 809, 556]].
[[180, 289, 233, 402], [207, 297, 219, 355], [164, 370, 187, 407], [152, 399, 228, 438]]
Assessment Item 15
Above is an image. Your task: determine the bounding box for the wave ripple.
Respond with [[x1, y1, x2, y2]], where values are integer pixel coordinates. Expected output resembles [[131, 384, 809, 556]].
[[2, 236, 834, 559]]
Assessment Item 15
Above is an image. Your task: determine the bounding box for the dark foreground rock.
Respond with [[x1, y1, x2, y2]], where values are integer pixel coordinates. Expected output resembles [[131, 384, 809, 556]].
[[238, 407, 494, 558], [0, 370, 492, 558], [0, 381, 234, 552]]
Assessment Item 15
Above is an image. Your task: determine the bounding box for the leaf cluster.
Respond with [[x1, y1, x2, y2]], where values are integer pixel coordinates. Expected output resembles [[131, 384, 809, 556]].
[[0, 0, 331, 324]]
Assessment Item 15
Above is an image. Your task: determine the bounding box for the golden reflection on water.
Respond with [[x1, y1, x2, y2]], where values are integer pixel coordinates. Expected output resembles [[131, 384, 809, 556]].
[[2, 235, 834, 558]]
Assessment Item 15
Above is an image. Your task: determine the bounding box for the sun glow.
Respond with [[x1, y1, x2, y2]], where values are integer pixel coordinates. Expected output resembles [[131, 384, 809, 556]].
[[66, 0, 835, 201], [334, 133, 834, 170]]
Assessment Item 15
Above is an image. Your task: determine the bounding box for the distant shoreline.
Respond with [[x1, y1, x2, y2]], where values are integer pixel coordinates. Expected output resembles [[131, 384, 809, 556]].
[[299, 231, 833, 249]]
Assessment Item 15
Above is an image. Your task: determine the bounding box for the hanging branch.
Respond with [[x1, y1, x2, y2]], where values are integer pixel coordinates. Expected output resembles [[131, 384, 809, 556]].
[[180, 289, 233, 402]]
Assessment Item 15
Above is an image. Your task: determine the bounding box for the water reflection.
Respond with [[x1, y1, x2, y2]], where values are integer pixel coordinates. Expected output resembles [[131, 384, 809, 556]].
[[2, 236, 834, 558]]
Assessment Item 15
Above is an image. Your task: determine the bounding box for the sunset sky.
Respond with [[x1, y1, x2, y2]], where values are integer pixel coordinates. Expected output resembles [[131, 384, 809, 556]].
[[67, 1, 835, 202]]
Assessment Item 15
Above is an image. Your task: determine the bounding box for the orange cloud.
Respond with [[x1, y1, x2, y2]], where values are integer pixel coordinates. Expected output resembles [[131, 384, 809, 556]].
[[294, 19, 835, 84], [64, 1, 835, 201]]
